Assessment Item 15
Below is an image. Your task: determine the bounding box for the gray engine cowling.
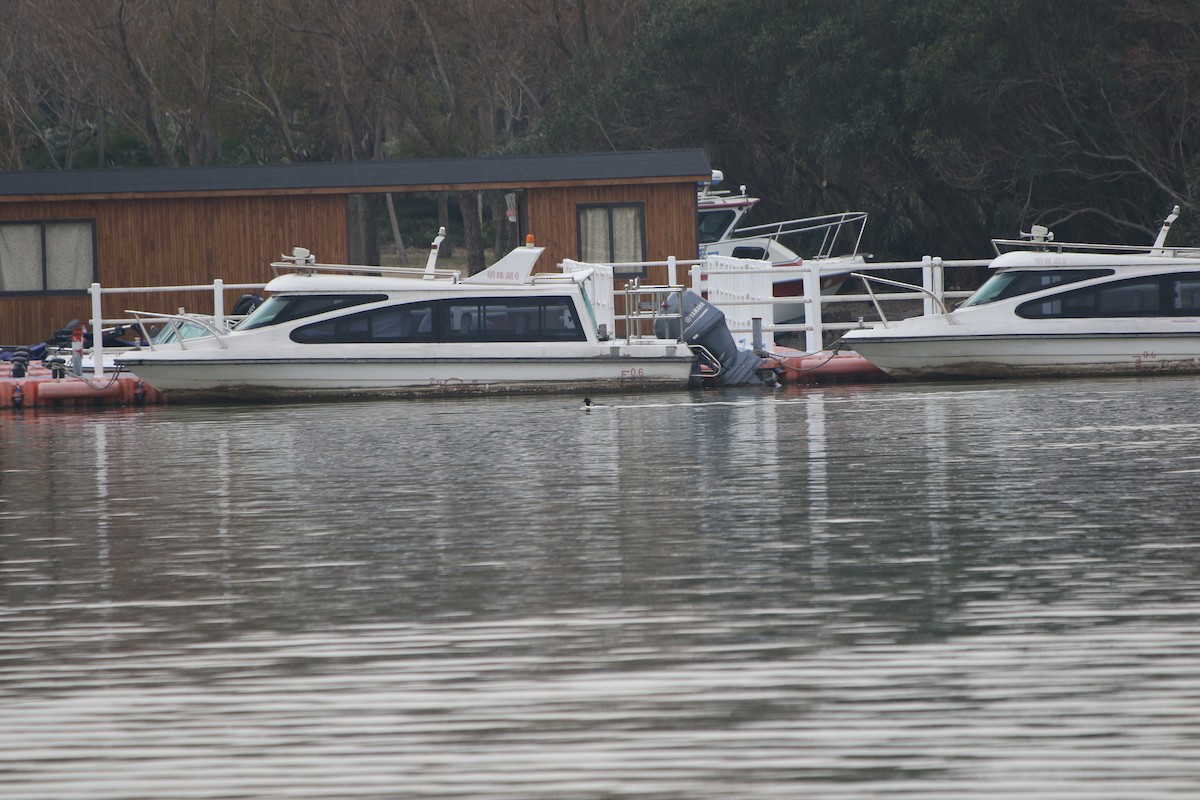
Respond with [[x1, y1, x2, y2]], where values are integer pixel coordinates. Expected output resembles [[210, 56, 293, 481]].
[[655, 291, 768, 386]]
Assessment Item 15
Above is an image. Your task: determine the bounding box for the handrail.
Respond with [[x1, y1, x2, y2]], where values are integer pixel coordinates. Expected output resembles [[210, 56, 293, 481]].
[[728, 210, 868, 240], [722, 211, 869, 259], [623, 279, 686, 343], [270, 261, 462, 282], [689, 342, 723, 378], [850, 273, 954, 327], [991, 240, 1200, 258], [126, 310, 230, 350]]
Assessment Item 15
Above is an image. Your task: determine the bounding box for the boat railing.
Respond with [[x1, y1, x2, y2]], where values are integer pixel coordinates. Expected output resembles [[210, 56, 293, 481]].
[[851, 273, 955, 325], [269, 261, 463, 282], [723, 211, 869, 260], [991, 206, 1200, 258], [622, 279, 686, 344], [991, 238, 1200, 257], [83, 278, 269, 378], [560, 257, 702, 341], [696, 254, 992, 353], [125, 311, 232, 350]]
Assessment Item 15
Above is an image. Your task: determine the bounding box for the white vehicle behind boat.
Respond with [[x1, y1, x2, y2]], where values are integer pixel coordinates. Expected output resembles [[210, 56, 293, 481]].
[[841, 205, 1200, 379]]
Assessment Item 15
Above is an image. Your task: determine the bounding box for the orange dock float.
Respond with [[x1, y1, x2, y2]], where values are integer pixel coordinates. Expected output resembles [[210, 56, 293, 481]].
[[0, 365, 166, 409], [766, 349, 890, 385]]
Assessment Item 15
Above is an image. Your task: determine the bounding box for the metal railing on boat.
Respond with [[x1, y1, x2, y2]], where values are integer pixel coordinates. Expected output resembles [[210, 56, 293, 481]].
[[692, 254, 993, 352], [561, 253, 994, 354], [84, 278, 268, 378]]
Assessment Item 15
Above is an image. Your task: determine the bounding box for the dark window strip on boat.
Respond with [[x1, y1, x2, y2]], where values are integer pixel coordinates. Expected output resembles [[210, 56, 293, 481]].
[[1017, 272, 1200, 319], [289, 297, 588, 344], [238, 294, 389, 330]]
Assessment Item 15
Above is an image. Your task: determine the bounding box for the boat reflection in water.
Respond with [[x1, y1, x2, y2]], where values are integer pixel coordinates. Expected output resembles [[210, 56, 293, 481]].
[[3, 381, 1200, 798]]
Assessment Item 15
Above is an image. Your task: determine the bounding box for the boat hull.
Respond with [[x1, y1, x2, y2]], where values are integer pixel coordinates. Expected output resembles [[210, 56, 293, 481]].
[[846, 330, 1200, 379], [118, 349, 697, 401]]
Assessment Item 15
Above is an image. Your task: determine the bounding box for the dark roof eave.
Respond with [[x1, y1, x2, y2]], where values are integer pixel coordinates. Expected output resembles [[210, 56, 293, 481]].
[[0, 150, 712, 200]]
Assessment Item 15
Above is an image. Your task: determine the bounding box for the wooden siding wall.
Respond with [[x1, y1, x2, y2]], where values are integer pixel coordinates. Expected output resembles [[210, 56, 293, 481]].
[[0, 195, 346, 345], [526, 182, 698, 285]]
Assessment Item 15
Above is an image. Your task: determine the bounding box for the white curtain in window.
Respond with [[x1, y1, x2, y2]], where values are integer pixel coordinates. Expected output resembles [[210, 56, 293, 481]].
[[611, 206, 644, 263], [579, 207, 611, 262], [0, 224, 43, 291], [46, 222, 94, 291]]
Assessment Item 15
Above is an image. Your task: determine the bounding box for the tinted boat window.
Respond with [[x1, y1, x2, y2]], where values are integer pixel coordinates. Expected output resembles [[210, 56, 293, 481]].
[[1014, 274, 1200, 318], [444, 297, 585, 342], [962, 269, 1113, 307], [238, 294, 387, 330], [291, 302, 435, 343], [290, 297, 587, 344], [698, 209, 737, 244], [731, 246, 768, 260]]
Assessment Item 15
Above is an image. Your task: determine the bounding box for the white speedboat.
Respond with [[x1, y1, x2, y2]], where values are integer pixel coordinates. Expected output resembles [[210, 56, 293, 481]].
[[115, 240, 701, 401], [697, 172, 869, 322], [841, 206, 1200, 379]]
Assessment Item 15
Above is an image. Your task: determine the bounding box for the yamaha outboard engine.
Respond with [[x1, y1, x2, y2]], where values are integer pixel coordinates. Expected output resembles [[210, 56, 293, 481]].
[[655, 291, 770, 386]]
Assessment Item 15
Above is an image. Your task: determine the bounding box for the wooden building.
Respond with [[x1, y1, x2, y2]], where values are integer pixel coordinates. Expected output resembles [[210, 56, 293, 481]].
[[0, 149, 709, 345]]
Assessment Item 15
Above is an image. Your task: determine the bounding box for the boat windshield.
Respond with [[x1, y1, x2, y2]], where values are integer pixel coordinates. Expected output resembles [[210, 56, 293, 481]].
[[960, 269, 1113, 307], [698, 209, 737, 244], [151, 318, 213, 344], [236, 294, 387, 330]]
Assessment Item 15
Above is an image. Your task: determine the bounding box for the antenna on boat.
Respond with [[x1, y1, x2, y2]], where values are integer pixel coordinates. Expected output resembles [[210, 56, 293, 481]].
[[282, 246, 316, 273], [698, 170, 724, 197], [1021, 224, 1054, 243], [424, 227, 446, 279], [1151, 205, 1181, 254]]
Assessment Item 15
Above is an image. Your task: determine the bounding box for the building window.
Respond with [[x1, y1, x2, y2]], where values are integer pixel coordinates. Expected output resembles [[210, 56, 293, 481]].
[[0, 220, 96, 293], [578, 203, 646, 264]]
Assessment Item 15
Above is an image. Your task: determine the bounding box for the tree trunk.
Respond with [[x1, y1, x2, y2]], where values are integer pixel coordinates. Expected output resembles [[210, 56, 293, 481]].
[[436, 192, 453, 257], [347, 194, 381, 265], [493, 192, 516, 256], [456, 190, 485, 275], [386, 193, 406, 263]]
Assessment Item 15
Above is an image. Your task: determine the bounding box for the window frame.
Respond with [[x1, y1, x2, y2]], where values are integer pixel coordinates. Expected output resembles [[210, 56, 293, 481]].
[[576, 202, 647, 278], [0, 219, 98, 295]]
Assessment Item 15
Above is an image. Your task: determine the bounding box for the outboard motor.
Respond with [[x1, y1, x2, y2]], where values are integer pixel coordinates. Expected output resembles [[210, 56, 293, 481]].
[[231, 293, 265, 316], [655, 291, 770, 386]]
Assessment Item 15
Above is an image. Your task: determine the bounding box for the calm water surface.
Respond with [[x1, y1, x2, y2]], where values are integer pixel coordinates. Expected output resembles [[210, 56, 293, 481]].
[[2, 377, 1199, 799]]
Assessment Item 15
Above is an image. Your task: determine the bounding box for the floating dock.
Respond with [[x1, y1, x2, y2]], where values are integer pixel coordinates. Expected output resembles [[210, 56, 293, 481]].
[[0, 365, 166, 409], [1, 351, 887, 409], [767, 349, 889, 385]]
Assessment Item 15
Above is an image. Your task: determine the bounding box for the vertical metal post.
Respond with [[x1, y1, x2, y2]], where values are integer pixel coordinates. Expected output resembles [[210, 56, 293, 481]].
[[921, 256, 934, 316], [752, 318, 763, 351], [213, 279, 226, 331], [932, 257, 945, 312], [667, 255, 677, 287], [689, 263, 702, 292], [90, 282, 104, 378], [803, 262, 822, 354]]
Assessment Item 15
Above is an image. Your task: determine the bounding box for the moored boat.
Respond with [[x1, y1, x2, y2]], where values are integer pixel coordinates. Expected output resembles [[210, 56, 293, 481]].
[[696, 172, 869, 322], [841, 205, 1200, 379], [114, 239, 721, 402]]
